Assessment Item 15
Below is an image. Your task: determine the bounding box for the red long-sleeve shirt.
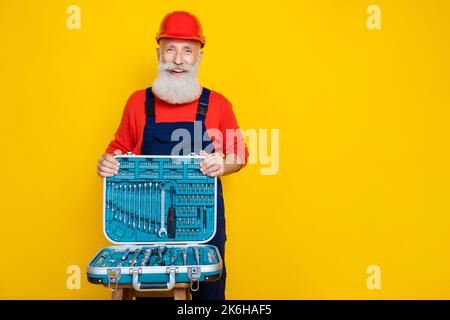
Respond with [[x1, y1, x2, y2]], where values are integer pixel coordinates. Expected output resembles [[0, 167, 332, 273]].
[[106, 89, 248, 167]]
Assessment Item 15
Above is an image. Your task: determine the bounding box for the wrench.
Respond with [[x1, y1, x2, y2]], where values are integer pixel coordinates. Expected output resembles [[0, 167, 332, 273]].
[[119, 184, 124, 222], [107, 182, 111, 209], [154, 183, 159, 234], [133, 184, 137, 229], [107, 182, 112, 211], [158, 182, 167, 238], [123, 185, 127, 224], [114, 184, 119, 220], [128, 184, 132, 227], [121, 185, 126, 224], [143, 183, 146, 231], [148, 182, 152, 233], [138, 184, 141, 229], [113, 183, 118, 219]]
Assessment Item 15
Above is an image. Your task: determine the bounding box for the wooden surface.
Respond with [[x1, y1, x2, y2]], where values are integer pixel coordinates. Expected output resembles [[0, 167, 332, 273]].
[[110, 283, 191, 300]]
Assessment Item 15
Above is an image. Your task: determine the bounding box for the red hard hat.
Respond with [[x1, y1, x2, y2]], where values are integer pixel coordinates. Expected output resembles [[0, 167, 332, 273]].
[[156, 11, 206, 48]]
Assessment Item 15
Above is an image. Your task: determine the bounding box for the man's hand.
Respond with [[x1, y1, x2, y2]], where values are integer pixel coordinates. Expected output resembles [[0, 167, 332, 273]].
[[199, 150, 243, 177], [97, 150, 122, 178], [199, 150, 224, 177]]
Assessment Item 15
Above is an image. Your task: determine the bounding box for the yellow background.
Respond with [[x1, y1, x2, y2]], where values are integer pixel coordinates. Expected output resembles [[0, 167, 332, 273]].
[[0, 0, 449, 299]]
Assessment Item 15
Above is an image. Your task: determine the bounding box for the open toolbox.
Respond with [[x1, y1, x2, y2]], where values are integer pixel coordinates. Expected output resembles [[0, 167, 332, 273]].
[[86, 154, 223, 292]]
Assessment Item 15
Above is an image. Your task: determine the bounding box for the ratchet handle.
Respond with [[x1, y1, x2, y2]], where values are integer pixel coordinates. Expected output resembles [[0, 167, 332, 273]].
[[167, 207, 176, 238]]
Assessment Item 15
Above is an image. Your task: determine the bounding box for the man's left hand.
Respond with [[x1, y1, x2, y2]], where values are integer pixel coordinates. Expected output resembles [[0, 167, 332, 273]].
[[199, 150, 224, 177]]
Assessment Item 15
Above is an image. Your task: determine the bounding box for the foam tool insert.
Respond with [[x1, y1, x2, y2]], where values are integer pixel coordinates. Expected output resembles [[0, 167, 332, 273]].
[[103, 155, 217, 244]]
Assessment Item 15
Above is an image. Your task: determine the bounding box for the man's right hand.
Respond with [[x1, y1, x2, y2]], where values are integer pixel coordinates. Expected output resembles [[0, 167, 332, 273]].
[[97, 150, 122, 178]]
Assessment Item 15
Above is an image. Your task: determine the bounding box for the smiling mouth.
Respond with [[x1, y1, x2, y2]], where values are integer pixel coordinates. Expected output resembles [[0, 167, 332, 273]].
[[169, 69, 186, 76]]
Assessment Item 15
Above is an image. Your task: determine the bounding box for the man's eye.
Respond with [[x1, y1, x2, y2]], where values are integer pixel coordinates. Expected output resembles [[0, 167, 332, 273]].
[[166, 48, 174, 52]]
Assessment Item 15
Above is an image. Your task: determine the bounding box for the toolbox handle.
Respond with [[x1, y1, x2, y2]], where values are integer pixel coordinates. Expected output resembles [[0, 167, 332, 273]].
[[131, 268, 176, 292]]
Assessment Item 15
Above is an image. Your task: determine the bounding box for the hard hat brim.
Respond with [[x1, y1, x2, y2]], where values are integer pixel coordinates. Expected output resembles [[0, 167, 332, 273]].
[[156, 33, 205, 48]]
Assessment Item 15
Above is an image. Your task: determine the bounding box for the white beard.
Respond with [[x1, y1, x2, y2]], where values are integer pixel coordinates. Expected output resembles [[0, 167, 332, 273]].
[[152, 59, 202, 105]]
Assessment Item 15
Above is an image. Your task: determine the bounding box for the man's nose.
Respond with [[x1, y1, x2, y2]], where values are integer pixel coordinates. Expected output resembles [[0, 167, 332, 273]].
[[173, 50, 183, 65]]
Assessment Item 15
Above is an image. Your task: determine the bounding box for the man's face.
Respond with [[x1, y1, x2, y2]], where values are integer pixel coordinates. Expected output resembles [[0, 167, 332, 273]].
[[152, 38, 203, 104], [157, 38, 202, 77]]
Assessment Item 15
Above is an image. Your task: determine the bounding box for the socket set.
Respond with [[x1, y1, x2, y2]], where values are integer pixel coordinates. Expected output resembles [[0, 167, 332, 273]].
[[90, 245, 219, 268], [87, 155, 223, 292]]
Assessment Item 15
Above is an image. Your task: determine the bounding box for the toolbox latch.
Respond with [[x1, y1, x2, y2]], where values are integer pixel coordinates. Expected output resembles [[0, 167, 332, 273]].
[[107, 268, 121, 292], [187, 267, 202, 292]]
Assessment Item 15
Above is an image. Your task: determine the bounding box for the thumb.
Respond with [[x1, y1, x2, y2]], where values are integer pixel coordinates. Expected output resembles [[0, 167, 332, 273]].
[[199, 150, 208, 157], [113, 149, 123, 155]]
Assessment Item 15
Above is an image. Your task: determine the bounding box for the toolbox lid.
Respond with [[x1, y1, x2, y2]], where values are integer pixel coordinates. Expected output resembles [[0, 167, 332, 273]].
[[103, 155, 217, 245]]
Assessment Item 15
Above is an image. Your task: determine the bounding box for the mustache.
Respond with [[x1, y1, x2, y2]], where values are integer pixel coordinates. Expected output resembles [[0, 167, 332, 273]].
[[161, 62, 195, 73]]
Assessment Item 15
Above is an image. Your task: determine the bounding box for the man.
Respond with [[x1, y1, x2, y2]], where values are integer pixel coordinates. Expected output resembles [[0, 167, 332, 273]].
[[96, 11, 248, 300]]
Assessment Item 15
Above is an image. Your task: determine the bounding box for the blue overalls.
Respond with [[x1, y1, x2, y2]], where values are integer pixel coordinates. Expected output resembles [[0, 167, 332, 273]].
[[141, 87, 227, 300]]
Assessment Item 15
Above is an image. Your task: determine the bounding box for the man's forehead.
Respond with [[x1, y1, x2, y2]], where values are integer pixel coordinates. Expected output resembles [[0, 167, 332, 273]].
[[159, 38, 200, 48]]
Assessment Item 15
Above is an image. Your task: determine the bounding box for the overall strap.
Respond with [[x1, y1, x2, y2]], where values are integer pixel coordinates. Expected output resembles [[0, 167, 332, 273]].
[[144, 87, 155, 118], [196, 88, 210, 120]]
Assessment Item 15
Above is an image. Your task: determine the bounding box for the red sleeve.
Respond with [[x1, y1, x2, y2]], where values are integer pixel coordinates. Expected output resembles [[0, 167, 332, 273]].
[[105, 91, 141, 154], [220, 99, 249, 168]]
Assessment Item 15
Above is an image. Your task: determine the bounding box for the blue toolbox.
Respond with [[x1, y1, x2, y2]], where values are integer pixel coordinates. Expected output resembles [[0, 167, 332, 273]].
[[86, 154, 223, 292]]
